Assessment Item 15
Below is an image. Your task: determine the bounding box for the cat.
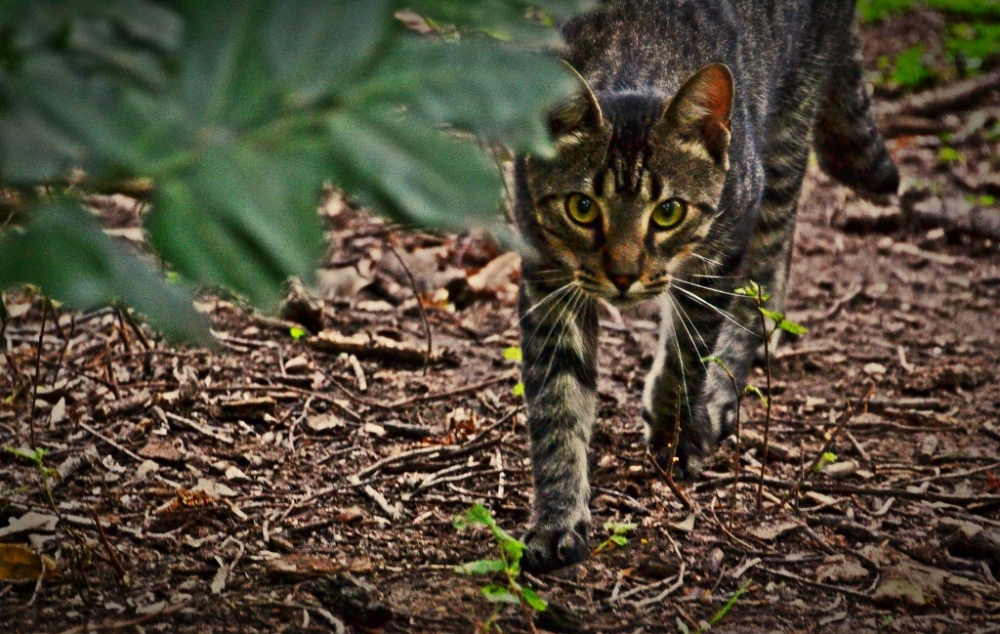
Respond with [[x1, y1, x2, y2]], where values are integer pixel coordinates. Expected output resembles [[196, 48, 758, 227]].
[[512, 0, 899, 573]]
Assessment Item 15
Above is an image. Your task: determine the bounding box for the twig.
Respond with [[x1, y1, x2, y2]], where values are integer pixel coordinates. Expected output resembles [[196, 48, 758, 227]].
[[386, 372, 517, 409], [78, 423, 146, 462], [155, 407, 234, 445], [699, 472, 1000, 507], [90, 508, 128, 585], [631, 562, 686, 608], [774, 382, 875, 512], [761, 566, 870, 601], [386, 241, 433, 375], [56, 602, 189, 634], [29, 298, 48, 449], [878, 68, 1000, 119], [646, 450, 693, 512]]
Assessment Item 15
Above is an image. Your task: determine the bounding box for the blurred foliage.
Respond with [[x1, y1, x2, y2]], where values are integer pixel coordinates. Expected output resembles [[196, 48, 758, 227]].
[[859, 0, 1000, 23], [948, 22, 1000, 68], [890, 45, 937, 88], [0, 0, 592, 343]]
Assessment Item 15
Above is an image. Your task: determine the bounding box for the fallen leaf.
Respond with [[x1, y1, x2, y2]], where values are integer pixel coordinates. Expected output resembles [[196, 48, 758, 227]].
[[747, 521, 800, 542], [0, 543, 57, 582]]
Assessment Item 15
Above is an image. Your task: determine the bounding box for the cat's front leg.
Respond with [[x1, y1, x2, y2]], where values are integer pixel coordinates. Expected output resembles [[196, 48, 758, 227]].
[[517, 275, 599, 573]]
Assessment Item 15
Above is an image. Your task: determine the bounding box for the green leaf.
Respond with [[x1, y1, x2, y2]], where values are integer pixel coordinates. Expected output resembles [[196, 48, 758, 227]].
[[512, 382, 525, 397], [758, 308, 785, 324], [482, 584, 521, 605], [5, 446, 48, 464], [0, 199, 210, 344], [289, 326, 306, 340], [610, 535, 628, 547], [891, 45, 935, 88], [325, 108, 504, 232], [521, 587, 548, 612], [777, 319, 808, 336], [357, 35, 576, 153], [146, 141, 328, 310], [744, 384, 768, 407], [454, 559, 507, 576], [462, 504, 496, 528], [502, 346, 523, 362]]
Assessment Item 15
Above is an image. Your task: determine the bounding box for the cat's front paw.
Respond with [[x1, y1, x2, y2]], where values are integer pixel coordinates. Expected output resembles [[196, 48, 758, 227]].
[[521, 518, 590, 574]]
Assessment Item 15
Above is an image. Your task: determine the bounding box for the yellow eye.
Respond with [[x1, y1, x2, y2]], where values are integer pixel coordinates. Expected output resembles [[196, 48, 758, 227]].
[[652, 199, 686, 229], [565, 193, 599, 226]]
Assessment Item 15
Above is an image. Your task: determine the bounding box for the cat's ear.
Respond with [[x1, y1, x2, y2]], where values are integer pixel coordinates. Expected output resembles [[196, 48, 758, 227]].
[[664, 63, 734, 167], [548, 62, 604, 139]]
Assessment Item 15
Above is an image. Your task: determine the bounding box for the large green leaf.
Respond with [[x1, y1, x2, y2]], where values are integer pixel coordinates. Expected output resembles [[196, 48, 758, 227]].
[[325, 108, 503, 231], [0, 199, 209, 344], [146, 140, 328, 309], [357, 35, 575, 153]]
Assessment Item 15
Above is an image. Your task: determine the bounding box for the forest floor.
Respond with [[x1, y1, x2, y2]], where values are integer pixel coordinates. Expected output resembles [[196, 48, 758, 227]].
[[3, 8, 1000, 634]]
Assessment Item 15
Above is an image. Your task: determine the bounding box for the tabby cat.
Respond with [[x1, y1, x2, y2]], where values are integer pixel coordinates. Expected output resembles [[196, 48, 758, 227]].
[[513, 0, 899, 573]]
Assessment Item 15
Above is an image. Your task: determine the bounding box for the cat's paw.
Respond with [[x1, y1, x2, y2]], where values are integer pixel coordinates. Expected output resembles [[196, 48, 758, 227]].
[[521, 519, 590, 574]]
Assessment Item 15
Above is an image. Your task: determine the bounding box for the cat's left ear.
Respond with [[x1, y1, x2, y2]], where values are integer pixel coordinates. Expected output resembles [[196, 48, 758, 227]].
[[663, 63, 734, 168]]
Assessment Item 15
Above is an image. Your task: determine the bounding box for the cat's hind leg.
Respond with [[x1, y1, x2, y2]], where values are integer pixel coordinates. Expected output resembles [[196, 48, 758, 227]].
[[814, 22, 900, 200], [517, 274, 600, 573]]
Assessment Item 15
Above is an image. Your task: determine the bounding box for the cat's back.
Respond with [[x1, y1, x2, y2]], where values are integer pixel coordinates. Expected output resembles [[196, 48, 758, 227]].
[[561, 0, 851, 97]]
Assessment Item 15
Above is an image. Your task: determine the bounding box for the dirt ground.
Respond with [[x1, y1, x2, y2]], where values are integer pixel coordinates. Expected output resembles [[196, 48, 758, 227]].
[[3, 10, 1000, 634]]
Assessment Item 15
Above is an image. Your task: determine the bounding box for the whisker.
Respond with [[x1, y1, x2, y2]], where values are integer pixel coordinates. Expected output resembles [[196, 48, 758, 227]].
[[691, 253, 723, 267], [672, 285, 756, 337], [673, 278, 748, 298], [520, 282, 576, 324], [667, 291, 710, 357]]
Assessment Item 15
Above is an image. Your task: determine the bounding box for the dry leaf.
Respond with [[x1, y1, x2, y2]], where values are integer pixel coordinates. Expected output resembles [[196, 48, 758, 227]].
[[0, 543, 57, 582]]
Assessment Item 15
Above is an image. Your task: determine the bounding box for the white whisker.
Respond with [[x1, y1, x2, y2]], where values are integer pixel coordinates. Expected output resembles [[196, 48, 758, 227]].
[[672, 285, 756, 337]]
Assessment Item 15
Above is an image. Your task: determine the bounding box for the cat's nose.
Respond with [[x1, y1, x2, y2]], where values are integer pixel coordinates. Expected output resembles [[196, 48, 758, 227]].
[[610, 274, 637, 293]]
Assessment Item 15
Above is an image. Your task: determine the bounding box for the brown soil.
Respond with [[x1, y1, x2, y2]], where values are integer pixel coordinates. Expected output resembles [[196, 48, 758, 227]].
[[2, 11, 999, 634]]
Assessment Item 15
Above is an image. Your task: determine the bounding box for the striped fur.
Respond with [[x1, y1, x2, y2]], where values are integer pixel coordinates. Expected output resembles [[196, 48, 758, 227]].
[[514, 0, 898, 573]]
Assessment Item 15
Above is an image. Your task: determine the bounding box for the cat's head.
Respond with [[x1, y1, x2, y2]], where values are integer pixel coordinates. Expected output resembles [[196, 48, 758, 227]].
[[522, 63, 733, 305]]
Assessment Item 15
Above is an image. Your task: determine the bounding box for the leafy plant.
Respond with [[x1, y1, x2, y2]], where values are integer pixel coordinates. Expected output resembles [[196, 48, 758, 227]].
[[857, 0, 917, 23], [947, 22, 1000, 70], [0, 0, 592, 343], [938, 146, 965, 166], [735, 281, 807, 510], [591, 521, 637, 556], [890, 45, 936, 88], [454, 504, 546, 632], [677, 580, 752, 634], [814, 451, 839, 473]]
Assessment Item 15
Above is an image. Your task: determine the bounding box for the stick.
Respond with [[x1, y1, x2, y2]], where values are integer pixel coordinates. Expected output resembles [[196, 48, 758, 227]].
[[386, 241, 433, 375], [29, 299, 48, 449], [774, 382, 874, 511]]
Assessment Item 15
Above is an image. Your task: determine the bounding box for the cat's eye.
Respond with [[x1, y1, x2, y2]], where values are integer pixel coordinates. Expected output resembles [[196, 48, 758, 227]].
[[565, 193, 600, 226], [651, 199, 686, 229]]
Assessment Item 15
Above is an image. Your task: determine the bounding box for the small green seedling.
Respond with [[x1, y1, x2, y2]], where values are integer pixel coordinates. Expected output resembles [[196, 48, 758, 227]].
[[938, 146, 964, 166], [6, 446, 57, 481], [289, 326, 306, 340], [512, 382, 525, 398], [687, 580, 753, 634], [591, 521, 637, 556], [814, 451, 838, 473], [743, 384, 768, 408], [502, 346, 523, 363], [454, 504, 546, 632]]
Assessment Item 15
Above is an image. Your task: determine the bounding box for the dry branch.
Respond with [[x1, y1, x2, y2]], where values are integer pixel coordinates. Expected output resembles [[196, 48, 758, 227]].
[[307, 330, 457, 366], [879, 69, 1000, 121]]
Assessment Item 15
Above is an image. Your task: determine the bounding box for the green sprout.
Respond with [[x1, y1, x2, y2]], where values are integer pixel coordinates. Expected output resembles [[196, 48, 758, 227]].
[[289, 326, 306, 340], [454, 504, 546, 632], [502, 346, 523, 362], [591, 521, 637, 556], [814, 452, 839, 473]]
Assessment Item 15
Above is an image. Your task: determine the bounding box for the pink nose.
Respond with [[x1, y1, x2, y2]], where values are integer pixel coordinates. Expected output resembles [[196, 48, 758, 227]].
[[611, 274, 637, 293]]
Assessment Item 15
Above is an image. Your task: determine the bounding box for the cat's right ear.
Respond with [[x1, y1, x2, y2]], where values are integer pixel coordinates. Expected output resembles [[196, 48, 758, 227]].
[[664, 63, 734, 168], [548, 62, 604, 139]]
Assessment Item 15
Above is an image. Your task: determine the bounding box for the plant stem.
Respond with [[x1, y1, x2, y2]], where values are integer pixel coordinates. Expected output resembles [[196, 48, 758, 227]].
[[755, 289, 773, 512]]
